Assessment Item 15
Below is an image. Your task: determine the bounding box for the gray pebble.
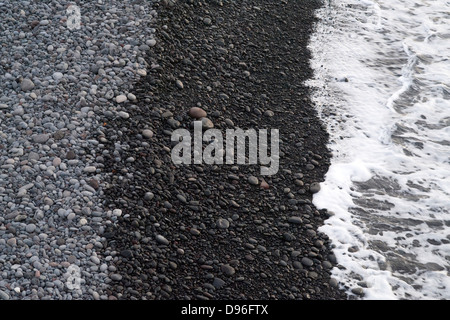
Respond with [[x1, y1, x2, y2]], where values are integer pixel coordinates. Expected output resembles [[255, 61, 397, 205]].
[[309, 182, 321, 193], [155, 235, 169, 245], [351, 287, 365, 297], [216, 218, 230, 229], [0, 290, 10, 300], [144, 192, 154, 200], [110, 274, 122, 281], [288, 216, 303, 224], [213, 278, 225, 289], [25, 224, 36, 233], [301, 257, 314, 267], [7, 238, 17, 247], [33, 134, 50, 144], [221, 264, 235, 276], [118, 111, 130, 119], [176, 79, 184, 89], [21, 78, 35, 91], [247, 175, 259, 185]]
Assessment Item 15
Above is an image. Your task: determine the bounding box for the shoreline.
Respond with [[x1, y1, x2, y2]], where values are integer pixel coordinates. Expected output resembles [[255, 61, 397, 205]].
[[101, 0, 349, 300]]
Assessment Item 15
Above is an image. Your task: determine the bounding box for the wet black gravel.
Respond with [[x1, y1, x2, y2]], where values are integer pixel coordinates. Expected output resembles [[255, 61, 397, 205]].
[[99, 0, 348, 300]]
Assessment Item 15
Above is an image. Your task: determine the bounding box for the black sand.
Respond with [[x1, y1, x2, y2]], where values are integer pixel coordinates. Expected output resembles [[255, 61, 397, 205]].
[[100, 0, 348, 300]]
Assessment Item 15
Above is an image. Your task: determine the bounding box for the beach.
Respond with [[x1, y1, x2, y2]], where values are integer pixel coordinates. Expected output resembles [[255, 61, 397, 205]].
[[0, 0, 347, 300], [101, 0, 348, 300]]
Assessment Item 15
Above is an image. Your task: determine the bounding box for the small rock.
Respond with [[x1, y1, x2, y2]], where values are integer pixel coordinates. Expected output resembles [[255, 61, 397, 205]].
[[66, 150, 76, 160], [156, 235, 169, 245], [248, 175, 259, 185], [310, 182, 321, 194], [33, 134, 50, 144], [301, 257, 314, 267], [224, 118, 234, 126], [351, 287, 365, 297], [21, 78, 35, 91], [144, 192, 154, 200], [0, 290, 10, 300], [201, 118, 214, 129], [288, 216, 303, 224], [53, 72, 64, 80], [221, 264, 235, 276], [84, 166, 96, 173], [118, 111, 129, 119], [137, 69, 147, 76], [116, 95, 127, 103], [7, 238, 17, 247], [25, 224, 36, 233], [213, 278, 225, 289], [110, 274, 122, 281], [283, 232, 295, 241], [294, 179, 304, 187], [121, 249, 133, 258], [188, 107, 207, 119], [216, 218, 230, 229], [260, 180, 270, 189], [88, 179, 99, 190], [176, 79, 184, 89], [53, 157, 62, 166], [90, 256, 100, 264], [142, 129, 154, 139], [112, 209, 123, 217], [127, 93, 137, 101], [329, 278, 339, 288]]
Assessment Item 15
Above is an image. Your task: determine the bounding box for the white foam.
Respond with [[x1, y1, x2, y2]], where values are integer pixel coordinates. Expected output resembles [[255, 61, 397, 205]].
[[307, 0, 450, 299]]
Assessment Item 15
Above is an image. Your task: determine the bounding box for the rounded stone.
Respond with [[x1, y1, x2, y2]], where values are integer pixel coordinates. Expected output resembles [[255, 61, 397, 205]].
[[84, 166, 96, 173], [21, 78, 35, 91], [144, 192, 154, 201], [201, 118, 214, 129], [188, 107, 207, 119], [301, 257, 314, 267], [118, 111, 130, 119], [176, 79, 184, 89], [216, 218, 230, 229], [25, 224, 36, 233], [156, 235, 169, 245], [110, 274, 122, 281], [248, 176, 259, 185], [220, 264, 235, 276], [6, 238, 17, 247], [0, 290, 10, 300], [309, 182, 321, 194], [288, 216, 303, 224], [142, 129, 154, 139], [53, 72, 64, 80], [116, 95, 127, 103]]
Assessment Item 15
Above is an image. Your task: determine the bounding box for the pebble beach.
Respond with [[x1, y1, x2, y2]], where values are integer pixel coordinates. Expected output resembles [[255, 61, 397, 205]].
[[0, 0, 348, 300]]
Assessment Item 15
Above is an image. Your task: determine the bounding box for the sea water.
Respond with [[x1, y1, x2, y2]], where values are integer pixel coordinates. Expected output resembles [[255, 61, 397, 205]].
[[307, 0, 450, 299]]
